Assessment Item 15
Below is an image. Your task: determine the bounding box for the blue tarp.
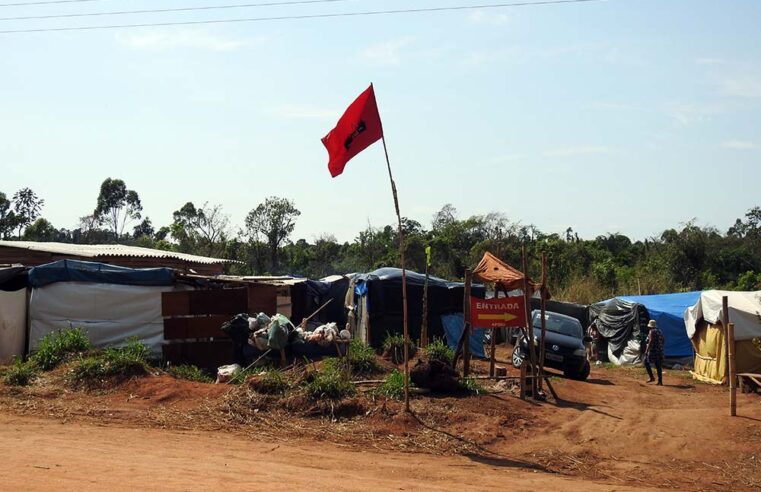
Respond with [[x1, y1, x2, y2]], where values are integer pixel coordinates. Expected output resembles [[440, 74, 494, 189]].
[[617, 291, 701, 358], [441, 313, 486, 359], [29, 259, 175, 288]]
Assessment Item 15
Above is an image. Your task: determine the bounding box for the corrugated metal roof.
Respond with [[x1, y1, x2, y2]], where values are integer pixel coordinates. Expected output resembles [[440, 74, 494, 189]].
[[0, 240, 236, 265]]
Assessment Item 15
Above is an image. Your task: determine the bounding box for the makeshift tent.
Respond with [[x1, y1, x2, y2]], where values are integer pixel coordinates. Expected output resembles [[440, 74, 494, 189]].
[[289, 275, 350, 328], [616, 292, 700, 358], [472, 252, 541, 292], [350, 267, 484, 350], [28, 260, 184, 355], [685, 290, 761, 384], [0, 266, 27, 364], [589, 298, 649, 364]]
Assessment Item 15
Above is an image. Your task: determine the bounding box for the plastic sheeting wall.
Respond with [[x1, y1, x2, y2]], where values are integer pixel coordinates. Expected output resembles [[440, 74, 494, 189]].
[[0, 288, 27, 364], [30, 282, 185, 355]]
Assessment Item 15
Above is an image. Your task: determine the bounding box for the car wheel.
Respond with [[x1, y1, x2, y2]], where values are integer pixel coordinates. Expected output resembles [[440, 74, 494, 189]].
[[511, 345, 523, 369], [564, 361, 591, 381]]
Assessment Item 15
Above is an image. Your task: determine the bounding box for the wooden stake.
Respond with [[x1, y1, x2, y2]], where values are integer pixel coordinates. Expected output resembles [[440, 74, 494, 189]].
[[489, 327, 496, 378], [379, 129, 410, 413], [538, 252, 547, 392], [728, 322, 737, 417], [421, 258, 430, 348], [521, 246, 538, 398], [463, 269, 472, 377], [722, 295, 730, 383]]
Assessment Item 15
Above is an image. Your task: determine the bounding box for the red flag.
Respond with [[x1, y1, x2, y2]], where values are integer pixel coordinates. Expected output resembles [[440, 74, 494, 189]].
[[322, 84, 383, 178]]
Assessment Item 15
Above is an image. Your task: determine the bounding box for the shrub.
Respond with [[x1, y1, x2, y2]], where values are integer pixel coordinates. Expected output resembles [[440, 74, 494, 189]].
[[31, 328, 92, 370], [3, 357, 37, 387], [250, 368, 289, 394], [374, 369, 406, 400], [346, 339, 381, 375], [304, 363, 355, 400], [382, 333, 417, 364], [166, 364, 213, 383], [425, 338, 454, 366]]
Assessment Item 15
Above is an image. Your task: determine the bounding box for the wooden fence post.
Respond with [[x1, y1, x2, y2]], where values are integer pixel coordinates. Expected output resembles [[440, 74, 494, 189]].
[[463, 269, 472, 377], [728, 322, 737, 417]]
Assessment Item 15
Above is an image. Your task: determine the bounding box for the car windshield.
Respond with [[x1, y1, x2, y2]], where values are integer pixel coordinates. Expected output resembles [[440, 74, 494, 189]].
[[533, 312, 582, 339]]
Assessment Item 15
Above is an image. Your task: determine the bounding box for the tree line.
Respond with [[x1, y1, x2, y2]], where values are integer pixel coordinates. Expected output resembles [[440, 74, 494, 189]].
[[2, 178, 760, 304]]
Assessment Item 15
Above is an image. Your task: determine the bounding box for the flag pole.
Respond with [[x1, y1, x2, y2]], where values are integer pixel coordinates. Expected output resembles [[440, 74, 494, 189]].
[[376, 87, 410, 413]]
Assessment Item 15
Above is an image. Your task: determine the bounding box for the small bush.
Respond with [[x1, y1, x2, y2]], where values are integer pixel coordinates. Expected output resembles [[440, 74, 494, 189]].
[[382, 333, 417, 364], [460, 377, 485, 395], [425, 338, 454, 366], [166, 364, 213, 383], [304, 363, 355, 400], [346, 339, 381, 375], [31, 328, 92, 370], [68, 341, 150, 386], [250, 368, 289, 394], [374, 369, 406, 400], [3, 357, 37, 387]]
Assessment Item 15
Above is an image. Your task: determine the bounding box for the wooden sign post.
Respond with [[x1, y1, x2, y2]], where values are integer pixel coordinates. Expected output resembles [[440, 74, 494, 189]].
[[463, 269, 472, 377], [728, 322, 737, 417]]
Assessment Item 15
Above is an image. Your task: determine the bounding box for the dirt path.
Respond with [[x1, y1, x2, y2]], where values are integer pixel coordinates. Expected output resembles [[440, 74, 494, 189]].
[[0, 413, 648, 492]]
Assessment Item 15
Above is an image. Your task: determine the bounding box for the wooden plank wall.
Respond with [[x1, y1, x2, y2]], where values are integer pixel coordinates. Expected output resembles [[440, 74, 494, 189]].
[[162, 284, 278, 370]]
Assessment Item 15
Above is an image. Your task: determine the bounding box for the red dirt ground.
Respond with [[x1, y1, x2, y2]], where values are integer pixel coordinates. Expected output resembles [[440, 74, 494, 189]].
[[1, 349, 760, 491]]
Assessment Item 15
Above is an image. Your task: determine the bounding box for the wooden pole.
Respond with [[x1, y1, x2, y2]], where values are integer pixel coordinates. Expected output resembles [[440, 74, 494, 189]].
[[521, 246, 538, 398], [538, 252, 547, 392], [728, 322, 737, 417], [722, 295, 730, 384], [463, 269, 472, 377], [379, 131, 410, 413], [421, 257, 430, 348], [489, 326, 496, 378]]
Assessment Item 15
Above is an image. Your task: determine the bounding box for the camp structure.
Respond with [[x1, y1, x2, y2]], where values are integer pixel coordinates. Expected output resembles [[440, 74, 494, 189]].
[[472, 251, 541, 292], [590, 292, 700, 365], [0, 265, 28, 364], [0, 240, 236, 276], [685, 290, 761, 384], [28, 259, 189, 355], [348, 267, 484, 351], [589, 298, 649, 365], [530, 297, 588, 328]]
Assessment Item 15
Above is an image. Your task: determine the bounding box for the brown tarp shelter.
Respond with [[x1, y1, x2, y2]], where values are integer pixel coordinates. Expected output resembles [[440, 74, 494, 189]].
[[472, 251, 543, 294]]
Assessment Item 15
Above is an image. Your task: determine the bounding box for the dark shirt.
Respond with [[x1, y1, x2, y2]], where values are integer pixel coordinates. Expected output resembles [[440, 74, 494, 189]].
[[646, 328, 664, 362]]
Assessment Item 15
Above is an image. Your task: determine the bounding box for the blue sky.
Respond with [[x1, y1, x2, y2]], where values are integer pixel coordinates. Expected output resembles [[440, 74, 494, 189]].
[[1, 0, 760, 243]]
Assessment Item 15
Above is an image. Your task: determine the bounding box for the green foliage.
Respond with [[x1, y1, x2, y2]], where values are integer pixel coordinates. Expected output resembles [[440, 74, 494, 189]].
[[166, 364, 213, 383], [31, 328, 92, 370], [251, 368, 289, 394], [460, 377, 485, 395], [374, 369, 406, 400], [3, 357, 37, 386], [68, 341, 150, 386], [94, 177, 142, 237], [382, 334, 417, 364], [347, 339, 382, 375], [304, 362, 355, 400], [424, 338, 454, 366]]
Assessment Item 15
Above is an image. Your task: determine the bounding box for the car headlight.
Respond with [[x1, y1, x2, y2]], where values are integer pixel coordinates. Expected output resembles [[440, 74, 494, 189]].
[[573, 348, 586, 357]]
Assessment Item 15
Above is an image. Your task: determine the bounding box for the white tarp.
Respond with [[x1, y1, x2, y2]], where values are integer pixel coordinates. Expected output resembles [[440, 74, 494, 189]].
[[30, 282, 185, 355], [606, 338, 643, 366], [685, 290, 761, 342], [0, 288, 27, 364]]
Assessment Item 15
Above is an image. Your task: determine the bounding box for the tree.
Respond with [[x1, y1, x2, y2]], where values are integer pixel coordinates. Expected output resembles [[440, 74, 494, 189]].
[[244, 197, 300, 272], [0, 192, 18, 239], [170, 202, 229, 257], [22, 218, 59, 242], [12, 187, 44, 238], [94, 178, 142, 239], [133, 217, 155, 239]]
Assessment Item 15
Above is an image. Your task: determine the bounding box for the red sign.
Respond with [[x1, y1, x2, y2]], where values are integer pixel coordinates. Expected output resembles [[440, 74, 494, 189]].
[[470, 296, 526, 329]]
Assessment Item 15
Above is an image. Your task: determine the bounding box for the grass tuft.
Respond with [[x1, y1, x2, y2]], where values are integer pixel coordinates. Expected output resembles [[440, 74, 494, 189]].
[[424, 338, 454, 366], [382, 333, 417, 364], [250, 368, 289, 394], [3, 357, 37, 387], [460, 377, 485, 395], [346, 339, 381, 375], [31, 328, 91, 370], [374, 369, 406, 400], [166, 364, 213, 383], [67, 339, 150, 387], [303, 360, 355, 400]]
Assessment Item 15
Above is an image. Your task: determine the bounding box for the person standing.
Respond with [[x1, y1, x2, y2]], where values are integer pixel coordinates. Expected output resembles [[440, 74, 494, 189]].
[[586, 320, 600, 362], [644, 319, 665, 385]]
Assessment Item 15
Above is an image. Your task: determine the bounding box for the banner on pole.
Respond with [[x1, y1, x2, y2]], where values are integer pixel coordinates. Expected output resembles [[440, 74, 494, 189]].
[[470, 296, 526, 329]]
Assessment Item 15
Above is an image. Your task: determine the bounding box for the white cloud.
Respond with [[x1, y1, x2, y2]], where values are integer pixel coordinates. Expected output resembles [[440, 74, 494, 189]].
[[358, 37, 414, 65], [542, 146, 611, 157], [469, 9, 510, 25], [721, 140, 758, 150], [695, 57, 725, 65], [715, 73, 761, 99], [275, 105, 339, 121], [116, 29, 248, 52]]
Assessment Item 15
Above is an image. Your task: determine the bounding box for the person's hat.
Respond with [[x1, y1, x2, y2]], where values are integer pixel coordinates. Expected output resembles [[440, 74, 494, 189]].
[[647, 320, 657, 328]]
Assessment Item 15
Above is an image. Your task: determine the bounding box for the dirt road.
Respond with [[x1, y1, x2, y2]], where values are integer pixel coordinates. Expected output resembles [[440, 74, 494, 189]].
[[0, 413, 646, 491]]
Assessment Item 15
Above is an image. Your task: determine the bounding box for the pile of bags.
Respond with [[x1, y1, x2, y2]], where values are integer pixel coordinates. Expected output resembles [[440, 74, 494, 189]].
[[294, 322, 351, 347]]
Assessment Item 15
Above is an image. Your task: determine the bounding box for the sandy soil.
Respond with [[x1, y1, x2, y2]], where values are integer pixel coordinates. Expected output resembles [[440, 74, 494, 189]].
[[1, 348, 760, 491]]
